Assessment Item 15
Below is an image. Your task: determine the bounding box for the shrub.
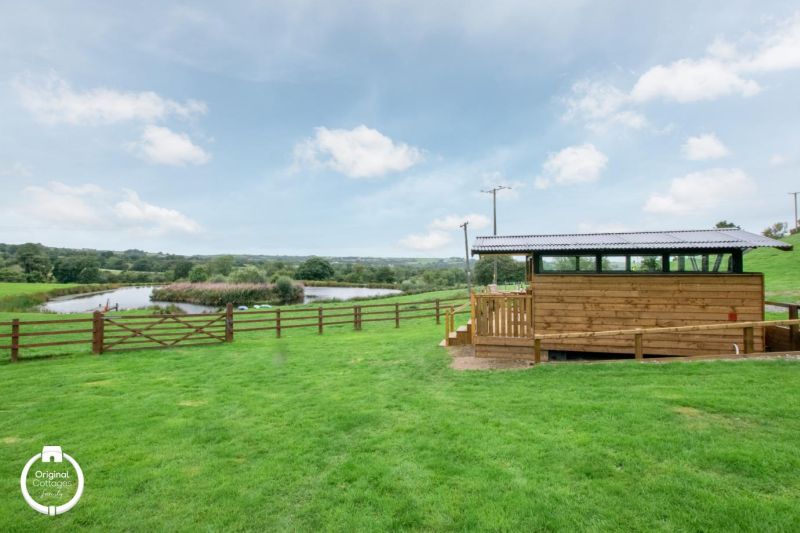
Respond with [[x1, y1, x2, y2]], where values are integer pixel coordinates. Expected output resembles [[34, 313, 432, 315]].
[[151, 281, 304, 306], [230, 265, 266, 284], [189, 265, 209, 283]]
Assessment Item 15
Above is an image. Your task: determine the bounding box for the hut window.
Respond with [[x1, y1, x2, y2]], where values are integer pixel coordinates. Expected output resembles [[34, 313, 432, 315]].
[[670, 253, 734, 272], [541, 255, 579, 272], [600, 255, 626, 272], [578, 256, 597, 271], [629, 255, 662, 272]]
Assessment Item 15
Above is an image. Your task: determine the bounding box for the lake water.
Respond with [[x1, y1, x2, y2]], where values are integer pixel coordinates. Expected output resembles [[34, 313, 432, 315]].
[[41, 285, 403, 313]]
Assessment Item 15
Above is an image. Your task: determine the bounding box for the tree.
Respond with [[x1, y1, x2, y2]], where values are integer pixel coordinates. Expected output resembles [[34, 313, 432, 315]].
[[762, 222, 788, 239], [209, 255, 235, 276], [53, 255, 98, 283], [15, 243, 51, 281], [172, 260, 193, 280], [715, 220, 739, 229], [474, 256, 525, 285], [230, 265, 266, 284], [131, 257, 154, 272], [296, 257, 334, 280], [374, 266, 395, 284], [274, 276, 301, 304], [189, 265, 209, 283]]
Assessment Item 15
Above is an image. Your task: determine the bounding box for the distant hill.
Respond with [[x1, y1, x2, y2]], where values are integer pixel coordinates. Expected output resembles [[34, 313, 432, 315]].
[[744, 233, 800, 301]]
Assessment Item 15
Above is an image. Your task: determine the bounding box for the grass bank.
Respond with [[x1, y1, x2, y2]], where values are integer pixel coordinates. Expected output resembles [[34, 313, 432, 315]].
[[0, 282, 123, 312], [1, 312, 799, 530]]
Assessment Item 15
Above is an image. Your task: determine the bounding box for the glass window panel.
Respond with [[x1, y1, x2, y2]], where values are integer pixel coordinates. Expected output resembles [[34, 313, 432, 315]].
[[669, 255, 704, 272], [708, 253, 733, 272], [540, 256, 578, 272], [629, 255, 662, 272], [578, 256, 597, 271], [600, 255, 626, 271]]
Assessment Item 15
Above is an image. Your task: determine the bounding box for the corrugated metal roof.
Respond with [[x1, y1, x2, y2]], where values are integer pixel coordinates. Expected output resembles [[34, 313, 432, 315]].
[[472, 229, 793, 254]]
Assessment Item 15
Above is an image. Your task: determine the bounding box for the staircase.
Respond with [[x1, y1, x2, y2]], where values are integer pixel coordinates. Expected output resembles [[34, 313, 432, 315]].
[[445, 319, 473, 346]]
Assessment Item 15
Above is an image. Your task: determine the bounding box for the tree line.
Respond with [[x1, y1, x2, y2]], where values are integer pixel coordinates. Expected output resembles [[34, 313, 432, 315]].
[[0, 243, 526, 290]]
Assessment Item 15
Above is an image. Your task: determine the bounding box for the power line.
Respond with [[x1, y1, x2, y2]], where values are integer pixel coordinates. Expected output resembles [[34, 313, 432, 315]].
[[481, 185, 511, 284]]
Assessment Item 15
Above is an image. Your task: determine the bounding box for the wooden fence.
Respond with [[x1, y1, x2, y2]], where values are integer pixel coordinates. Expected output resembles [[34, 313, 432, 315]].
[[0, 297, 467, 362]]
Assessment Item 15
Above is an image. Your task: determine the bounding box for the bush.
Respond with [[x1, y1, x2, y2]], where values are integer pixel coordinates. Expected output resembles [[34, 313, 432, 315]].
[[296, 257, 334, 280], [189, 265, 209, 283], [230, 265, 266, 284], [152, 281, 304, 306]]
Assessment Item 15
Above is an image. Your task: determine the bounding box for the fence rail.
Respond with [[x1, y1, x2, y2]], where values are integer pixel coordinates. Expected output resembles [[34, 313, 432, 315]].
[[1, 296, 467, 362]]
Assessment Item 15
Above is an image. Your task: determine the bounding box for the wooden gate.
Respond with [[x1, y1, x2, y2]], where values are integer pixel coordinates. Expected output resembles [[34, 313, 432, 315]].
[[473, 293, 536, 359], [97, 305, 232, 353]]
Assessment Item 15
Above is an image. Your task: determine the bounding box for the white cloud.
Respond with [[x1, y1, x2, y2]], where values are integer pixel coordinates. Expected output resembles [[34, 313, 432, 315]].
[[577, 222, 632, 233], [20, 181, 201, 235], [400, 212, 489, 252], [562, 80, 646, 130], [631, 59, 760, 103], [23, 182, 105, 227], [738, 14, 800, 73], [295, 125, 424, 178], [115, 190, 201, 234], [129, 125, 211, 166], [682, 134, 730, 160], [13, 72, 207, 125], [398, 230, 452, 251], [535, 143, 608, 189], [643, 168, 756, 215], [430, 213, 491, 231]]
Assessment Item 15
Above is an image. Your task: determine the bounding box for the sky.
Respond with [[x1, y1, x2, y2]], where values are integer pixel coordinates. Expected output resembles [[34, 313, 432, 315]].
[[1, 1, 800, 257]]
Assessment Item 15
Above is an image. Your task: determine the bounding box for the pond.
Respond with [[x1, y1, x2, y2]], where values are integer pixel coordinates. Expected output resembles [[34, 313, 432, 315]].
[[41, 285, 403, 313]]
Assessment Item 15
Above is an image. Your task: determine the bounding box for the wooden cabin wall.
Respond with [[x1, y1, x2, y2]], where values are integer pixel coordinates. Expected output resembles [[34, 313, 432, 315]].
[[532, 274, 764, 357]]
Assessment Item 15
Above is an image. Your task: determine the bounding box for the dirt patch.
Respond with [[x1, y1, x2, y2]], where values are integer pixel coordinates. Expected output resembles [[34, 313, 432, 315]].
[[674, 406, 751, 430], [178, 399, 207, 407], [447, 345, 533, 371], [83, 379, 114, 387], [2, 436, 21, 445]]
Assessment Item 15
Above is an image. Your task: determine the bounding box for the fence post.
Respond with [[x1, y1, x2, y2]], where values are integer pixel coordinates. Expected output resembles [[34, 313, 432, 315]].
[[318, 306, 323, 335], [743, 326, 754, 354], [449, 305, 455, 333], [634, 332, 643, 360], [11, 319, 19, 362], [225, 303, 234, 343], [395, 303, 400, 328], [92, 311, 104, 354], [357, 306, 362, 330], [353, 306, 358, 330], [435, 299, 440, 324], [276, 308, 281, 339], [789, 305, 798, 347], [534, 338, 541, 364]]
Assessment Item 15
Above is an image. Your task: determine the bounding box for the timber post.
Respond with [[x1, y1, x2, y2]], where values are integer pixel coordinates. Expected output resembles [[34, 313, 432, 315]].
[[395, 303, 400, 328], [225, 303, 234, 343], [743, 326, 754, 354], [11, 318, 19, 362], [92, 311, 104, 354], [435, 299, 440, 324], [534, 338, 541, 364], [318, 306, 323, 335], [276, 308, 281, 338], [790, 304, 798, 347], [634, 332, 643, 360]]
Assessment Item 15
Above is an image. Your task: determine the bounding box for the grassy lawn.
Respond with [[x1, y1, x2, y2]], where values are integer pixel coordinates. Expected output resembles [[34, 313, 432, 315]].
[[745, 233, 800, 303], [2, 313, 800, 531], [0, 282, 76, 298]]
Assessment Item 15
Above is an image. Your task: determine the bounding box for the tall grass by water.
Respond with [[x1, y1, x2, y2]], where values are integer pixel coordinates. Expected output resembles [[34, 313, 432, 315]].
[[152, 281, 304, 306]]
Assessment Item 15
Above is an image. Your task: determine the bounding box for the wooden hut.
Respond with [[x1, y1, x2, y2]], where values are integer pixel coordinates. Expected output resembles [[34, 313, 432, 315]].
[[468, 229, 792, 359]]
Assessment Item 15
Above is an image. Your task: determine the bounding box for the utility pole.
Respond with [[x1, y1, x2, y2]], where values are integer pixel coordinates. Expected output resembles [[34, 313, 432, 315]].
[[790, 192, 800, 233], [460, 221, 471, 294], [481, 185, 511, 285]]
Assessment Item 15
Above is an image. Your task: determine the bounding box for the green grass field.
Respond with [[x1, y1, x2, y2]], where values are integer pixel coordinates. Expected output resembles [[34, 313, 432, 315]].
[[2, 313, 799, 531], [0, 282, 76, 298], [1, 250, 799, 530], [745, 233, 800, 303]]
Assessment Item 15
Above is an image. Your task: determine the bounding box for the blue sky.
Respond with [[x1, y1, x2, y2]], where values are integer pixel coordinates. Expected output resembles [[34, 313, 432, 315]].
[[1, 1, 800, 257]]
